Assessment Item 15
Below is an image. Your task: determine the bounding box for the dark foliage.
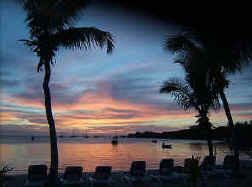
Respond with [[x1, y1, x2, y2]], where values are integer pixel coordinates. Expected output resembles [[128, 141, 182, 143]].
[[128, 120, 252, 148]]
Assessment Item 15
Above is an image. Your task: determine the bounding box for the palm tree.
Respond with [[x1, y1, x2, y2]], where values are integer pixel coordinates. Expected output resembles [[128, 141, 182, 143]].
[[165, 31, 251, 169], [18, 0, 114, 183], [160, 73, 220, 159]]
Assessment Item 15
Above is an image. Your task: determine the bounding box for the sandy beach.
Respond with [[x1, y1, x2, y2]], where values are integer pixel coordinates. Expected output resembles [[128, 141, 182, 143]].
[[3, 167, 252, 187]]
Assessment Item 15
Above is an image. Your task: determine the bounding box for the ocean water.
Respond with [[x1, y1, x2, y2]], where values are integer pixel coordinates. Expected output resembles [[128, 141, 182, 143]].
[[1, 136, 251, 174]]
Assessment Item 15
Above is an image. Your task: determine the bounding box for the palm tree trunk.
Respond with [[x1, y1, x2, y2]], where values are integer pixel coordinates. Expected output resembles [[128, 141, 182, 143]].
[[207, 133, 214, 159], [199, 109, 214, 160], [219, 90, 240, 170], [43, 62, 59, 184]]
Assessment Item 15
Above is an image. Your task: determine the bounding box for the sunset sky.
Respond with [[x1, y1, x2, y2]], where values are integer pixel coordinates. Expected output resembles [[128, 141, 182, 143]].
[[1, 1, 252, 136]]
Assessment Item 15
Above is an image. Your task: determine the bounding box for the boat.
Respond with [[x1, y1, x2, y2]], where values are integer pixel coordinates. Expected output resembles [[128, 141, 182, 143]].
[[31, 136, 35, 141], [162, 142, 172, 149], [82, 129, 89, 138], [70, 135, 78, 138], [111, 136, 118, 145]]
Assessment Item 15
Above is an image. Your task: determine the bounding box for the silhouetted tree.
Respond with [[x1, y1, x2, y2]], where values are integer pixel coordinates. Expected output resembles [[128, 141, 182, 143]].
[[165, 31, 252, 169], [18, 0, 114, 184], [160, 74, 220, 159]]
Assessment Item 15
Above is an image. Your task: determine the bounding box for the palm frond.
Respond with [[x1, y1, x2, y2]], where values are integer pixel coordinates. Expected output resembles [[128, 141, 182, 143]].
[[37, 58, 44, 72], [160, 79, 195, 111], [165, 33, 206, 74], [160, 76, 220, 113], [191, 31, 251, 73], [20, 0, 91, 35], [20, 0, 90, 21], [52, 0, 91, 26], [185, 72, 220, 111], [164, 34, 202, 54], [19, 39, 37, 48], [160, 79, 185, 93], [52, 27, 114, 54]]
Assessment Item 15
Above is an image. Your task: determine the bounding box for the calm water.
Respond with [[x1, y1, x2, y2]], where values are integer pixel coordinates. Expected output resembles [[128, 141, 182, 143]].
[[1, 136, 251, 174]]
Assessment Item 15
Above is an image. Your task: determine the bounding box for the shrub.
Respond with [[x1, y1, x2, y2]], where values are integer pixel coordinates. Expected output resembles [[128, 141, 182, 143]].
[[0, 165, 13, 187], [187, 154, 201, 187]]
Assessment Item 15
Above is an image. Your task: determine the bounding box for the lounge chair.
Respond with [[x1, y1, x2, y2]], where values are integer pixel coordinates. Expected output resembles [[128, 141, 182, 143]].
[[88, 166, 113, 187], [200, 155, 234, 179], [240, 159, 252, 169], [222, 155, 237, 177], [200, 156, 216, 171], [24, 164, 48, 187], [200, 156, 216, 175], [184, 158, 199, 173], [123, 161, 151, 185], [223, 155, 236, 170], [159, 159, 174, 175], [130, 161, 146, 177], [199, 156, 219, 182], [151, 159, 187, 185], [60, 166, 85, 186]]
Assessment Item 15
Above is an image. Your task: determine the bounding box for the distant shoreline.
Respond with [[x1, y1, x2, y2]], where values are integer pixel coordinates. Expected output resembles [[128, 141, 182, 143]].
[[127, 122, 252, 148], [127, 126, 228, 140], [1, 121, 251, 147]]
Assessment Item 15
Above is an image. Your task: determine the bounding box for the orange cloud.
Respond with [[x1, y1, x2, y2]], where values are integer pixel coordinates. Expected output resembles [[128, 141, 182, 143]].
[[1, 81, 252, 135]]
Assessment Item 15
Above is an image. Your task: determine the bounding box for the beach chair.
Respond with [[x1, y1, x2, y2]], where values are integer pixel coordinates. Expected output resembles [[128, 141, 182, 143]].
[[223, 156, 246, 178], [200, 155, 234, 180], [200, 156, 216, 171], [123, 161, 151, 185], [223, 155, 236, 170], [222, 155, 237, 176], [184, 158, 199, 173], [240, 159, 252, 169], [88, 166, 112, 187], [60, 166, 85, 186], [199, 156, 218, 182], [151, 159, 186, 184], [159, 159, 174, 176], [24, 164, 48, 187], [130, 161, 146, 177]]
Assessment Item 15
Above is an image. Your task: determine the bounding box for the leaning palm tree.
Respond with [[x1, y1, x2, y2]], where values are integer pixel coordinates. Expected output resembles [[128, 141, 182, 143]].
[[165, 31, 251, 169], [160, 75, 220, 159], [18, 0, 114, 183]]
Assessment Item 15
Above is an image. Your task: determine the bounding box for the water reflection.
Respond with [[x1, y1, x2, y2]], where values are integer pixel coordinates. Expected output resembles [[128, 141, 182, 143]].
[[1, 137, 251, 174], [189, 143, 204, 151]]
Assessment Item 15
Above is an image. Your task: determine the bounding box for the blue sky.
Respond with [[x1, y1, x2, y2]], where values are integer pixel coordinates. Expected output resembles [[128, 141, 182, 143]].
[[0, 1, 252, 136]]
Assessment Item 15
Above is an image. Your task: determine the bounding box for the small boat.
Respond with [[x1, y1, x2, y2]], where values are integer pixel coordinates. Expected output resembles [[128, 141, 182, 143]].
[[111, 136, 118, 145], [70, 135, 77, 138], [152, 140, 158, 143], [162, 143, 172, 149], [82, 129, 89, 138]]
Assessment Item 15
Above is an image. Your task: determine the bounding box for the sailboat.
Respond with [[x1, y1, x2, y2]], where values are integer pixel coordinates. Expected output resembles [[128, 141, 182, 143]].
[[111, 130, 118, 145], [111, 129, 119, 145], [31, 136, 35, 141], [70, 129, 78, 138], [82, 129, 89, 138], [111, 136, 118, 145]]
